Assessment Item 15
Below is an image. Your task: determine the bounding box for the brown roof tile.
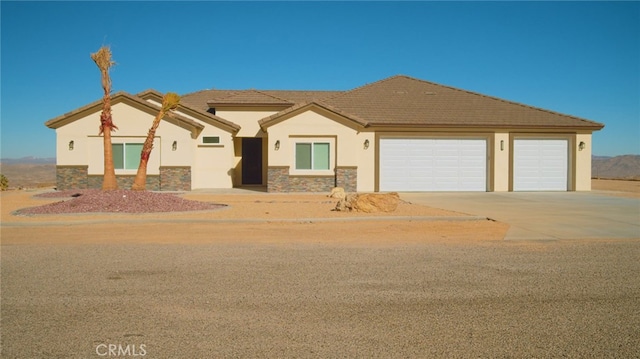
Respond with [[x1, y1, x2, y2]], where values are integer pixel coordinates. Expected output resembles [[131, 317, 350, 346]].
[[181, 75, 604, 130], [137, 89, 240, 132], [206, 90, 293, 106], [323, 75, 604, 129], [181, 89, 342, 110]]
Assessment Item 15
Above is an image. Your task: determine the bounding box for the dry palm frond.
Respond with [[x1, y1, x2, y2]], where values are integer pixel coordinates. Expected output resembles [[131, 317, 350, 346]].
[[90, 46, 115, 71], [162, 92, 181, 112]]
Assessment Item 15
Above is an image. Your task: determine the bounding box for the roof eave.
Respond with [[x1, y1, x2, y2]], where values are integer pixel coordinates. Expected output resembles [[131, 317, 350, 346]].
[[258, 101, 369, 131], [44, 92, 206, 138], [367, 122, 605, 131]]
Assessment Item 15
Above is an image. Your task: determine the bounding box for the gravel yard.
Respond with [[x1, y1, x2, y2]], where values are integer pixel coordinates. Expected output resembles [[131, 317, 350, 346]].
[[2, 236, 639, 358], [1, 185, 638, 357]]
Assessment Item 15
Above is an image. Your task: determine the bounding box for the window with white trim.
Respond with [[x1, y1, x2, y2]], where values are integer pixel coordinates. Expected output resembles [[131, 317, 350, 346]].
[[290, 138, 335, 176], [112, 143, 143, 170], [203, 136, 220, 144], [295, 142, 330, 170]]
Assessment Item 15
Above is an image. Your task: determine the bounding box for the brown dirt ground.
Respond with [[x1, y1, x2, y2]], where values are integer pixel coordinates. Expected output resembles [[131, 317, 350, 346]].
[[1, 190, 508, 245], [3, 179, 637, 245], [591, 178, 640, 198]]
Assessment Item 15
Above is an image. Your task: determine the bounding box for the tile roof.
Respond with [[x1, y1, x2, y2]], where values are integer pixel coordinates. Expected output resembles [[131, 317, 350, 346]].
[[182, 75, 604, 130], [181, 89, 342, 110], [206, 90, 293, 106], [137, 89, 240, 132], [322, 76, 604, 129]]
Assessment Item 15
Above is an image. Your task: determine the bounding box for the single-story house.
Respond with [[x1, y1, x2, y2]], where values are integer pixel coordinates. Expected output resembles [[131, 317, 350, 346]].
[[45, 75, 604, 192]]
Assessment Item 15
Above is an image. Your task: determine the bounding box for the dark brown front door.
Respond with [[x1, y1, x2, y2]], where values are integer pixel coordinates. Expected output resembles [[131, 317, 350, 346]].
[[242, 138, 263, 185]]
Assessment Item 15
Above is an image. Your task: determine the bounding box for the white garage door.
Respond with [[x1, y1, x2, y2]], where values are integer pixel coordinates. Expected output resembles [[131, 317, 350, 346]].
[[380, 138, 487, 191], [513, 139, 568, 191]]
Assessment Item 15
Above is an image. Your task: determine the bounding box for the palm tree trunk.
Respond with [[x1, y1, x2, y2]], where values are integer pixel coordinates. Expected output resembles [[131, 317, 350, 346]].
[[131, 120, 160, 191], [91, 46, 118, 190], [101, 112, 118, 190], [131, 93, 180, 191]]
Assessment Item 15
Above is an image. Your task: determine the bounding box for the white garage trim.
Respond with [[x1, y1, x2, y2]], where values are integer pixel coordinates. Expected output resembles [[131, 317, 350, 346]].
[[379, 138, 487, 191], [513, 139, 568, 191]]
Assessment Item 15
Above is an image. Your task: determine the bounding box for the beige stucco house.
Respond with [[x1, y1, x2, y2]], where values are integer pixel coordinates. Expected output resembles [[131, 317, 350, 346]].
[[46, 75, 604, 192]]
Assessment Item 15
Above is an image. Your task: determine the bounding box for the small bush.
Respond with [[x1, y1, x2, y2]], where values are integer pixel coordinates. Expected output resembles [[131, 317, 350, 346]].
[[0, 174, 8, 191]]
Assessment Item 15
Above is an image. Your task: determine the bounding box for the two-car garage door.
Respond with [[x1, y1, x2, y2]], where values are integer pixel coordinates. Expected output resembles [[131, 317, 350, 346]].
[[379, 137, 569, 192], [380, 138, 487, 191]]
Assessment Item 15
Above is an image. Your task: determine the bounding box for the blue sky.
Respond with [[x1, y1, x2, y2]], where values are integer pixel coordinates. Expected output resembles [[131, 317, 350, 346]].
[[1, 1, 638, 158]]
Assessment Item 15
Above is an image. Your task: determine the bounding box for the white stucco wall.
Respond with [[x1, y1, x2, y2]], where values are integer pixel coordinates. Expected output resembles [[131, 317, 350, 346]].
[[493, 132, 510, 192], [266, 108, 375, 191], [216, 107, 279, 137], [56, 102, 193, 175], [192, 131, 235, 189], [575, 133, 593, 191]]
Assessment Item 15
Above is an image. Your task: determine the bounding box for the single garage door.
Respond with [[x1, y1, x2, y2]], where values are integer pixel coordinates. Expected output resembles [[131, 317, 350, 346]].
[[379, 138, 487, 191], [513, 139, 568, 191]]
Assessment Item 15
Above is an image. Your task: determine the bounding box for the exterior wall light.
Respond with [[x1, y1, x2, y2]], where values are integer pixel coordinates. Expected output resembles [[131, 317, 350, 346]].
[[500, 140, 504, 151], [274, 140, 280, 151], [578, 141, 586, 151], [364, 139, 370, 150], [68, 140, 74, 151], [172, 141, 178, 151]]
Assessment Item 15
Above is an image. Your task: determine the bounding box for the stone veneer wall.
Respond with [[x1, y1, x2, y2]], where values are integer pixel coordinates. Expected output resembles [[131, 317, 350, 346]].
[[57, 166, 190, 191], [268, 166, 350, 192], [56, 166, 88, 190], [336, 166, 358, 193], [160, 166, 191, 191], [87, 175, 160, 190], [288, 176, 335, 192]]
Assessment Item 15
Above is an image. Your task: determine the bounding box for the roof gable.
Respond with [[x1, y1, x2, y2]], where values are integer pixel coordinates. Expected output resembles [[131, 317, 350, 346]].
[[259, 101, 369, 130], [45, 92, 206, 138], [137, 89, 240, 133]]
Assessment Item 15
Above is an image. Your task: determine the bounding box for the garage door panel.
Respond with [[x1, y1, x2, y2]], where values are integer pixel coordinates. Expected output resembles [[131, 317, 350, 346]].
[[514, 139, 568, 191], [380, 138, 487, 192]]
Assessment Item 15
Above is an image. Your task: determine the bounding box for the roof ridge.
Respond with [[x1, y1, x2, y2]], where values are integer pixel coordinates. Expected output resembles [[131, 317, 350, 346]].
[[322, 74, 415, 102], [251, 89, 294, 103], [136, 88, 164, 97]]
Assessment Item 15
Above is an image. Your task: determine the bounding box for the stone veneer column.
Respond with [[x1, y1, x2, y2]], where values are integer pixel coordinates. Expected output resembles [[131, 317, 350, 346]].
[[160, 166, 191, 191], [56, 165, 88, 190], [267, 166, 289, 193], [336, 166, 358, 192]]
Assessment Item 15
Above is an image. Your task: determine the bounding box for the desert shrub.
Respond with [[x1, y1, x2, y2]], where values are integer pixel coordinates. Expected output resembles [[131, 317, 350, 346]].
[[0, 174, 8, 191]]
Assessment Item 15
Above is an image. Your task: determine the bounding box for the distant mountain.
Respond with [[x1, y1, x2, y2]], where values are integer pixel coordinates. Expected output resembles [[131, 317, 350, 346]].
[[0, 156, 56, 164], [592, 155, 640, 180]]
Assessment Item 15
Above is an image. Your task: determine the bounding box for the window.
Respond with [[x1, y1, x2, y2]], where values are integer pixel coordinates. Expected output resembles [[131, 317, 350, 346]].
[[295, 142, 330, 170], [112, 143, 143, 170], [203, 136, 220, 144]]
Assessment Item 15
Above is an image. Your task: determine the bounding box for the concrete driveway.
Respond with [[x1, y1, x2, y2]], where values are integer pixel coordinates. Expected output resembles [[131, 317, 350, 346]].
[[402, 191, 640, 240]]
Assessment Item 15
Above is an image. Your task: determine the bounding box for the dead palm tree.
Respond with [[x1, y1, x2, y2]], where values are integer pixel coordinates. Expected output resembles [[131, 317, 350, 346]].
[[91, 46, 118, 190], [131, 92, 181, 191]]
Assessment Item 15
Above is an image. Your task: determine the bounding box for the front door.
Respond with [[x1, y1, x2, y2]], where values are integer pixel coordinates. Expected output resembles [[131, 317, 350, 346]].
[[242, 138, 263, 185]]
